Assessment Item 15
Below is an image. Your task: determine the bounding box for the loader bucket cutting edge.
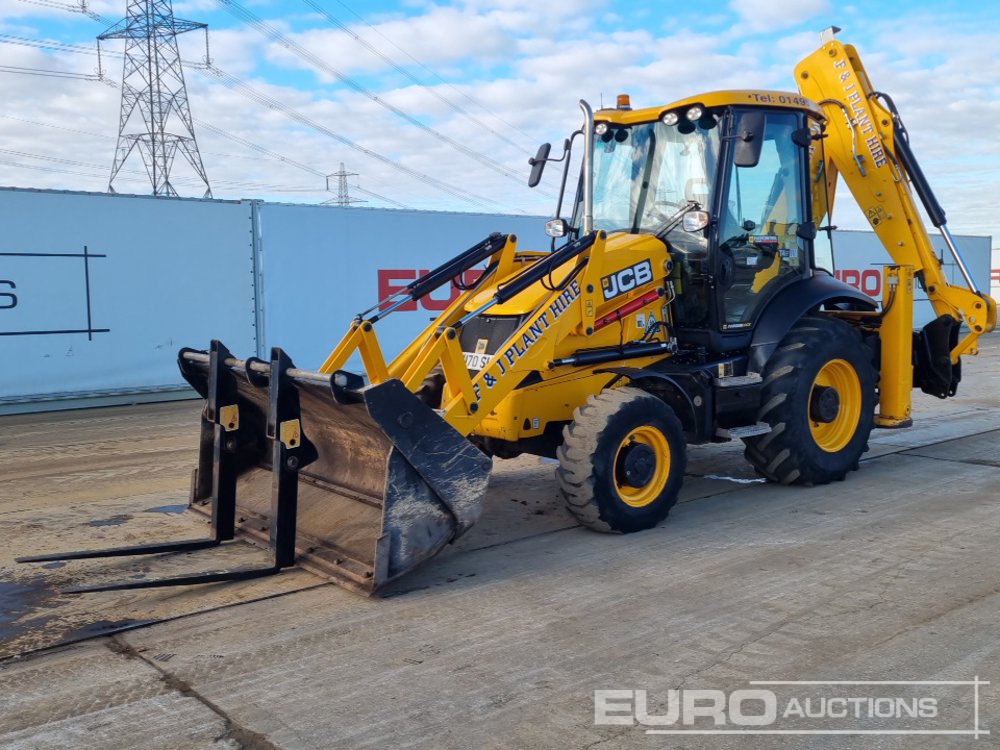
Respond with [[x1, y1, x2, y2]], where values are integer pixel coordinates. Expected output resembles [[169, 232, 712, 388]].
[[181, 346, 493, 595]]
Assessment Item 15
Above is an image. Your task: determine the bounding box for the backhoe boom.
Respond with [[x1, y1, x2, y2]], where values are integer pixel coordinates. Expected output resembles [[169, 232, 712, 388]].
[[795, 27, 996, 424]]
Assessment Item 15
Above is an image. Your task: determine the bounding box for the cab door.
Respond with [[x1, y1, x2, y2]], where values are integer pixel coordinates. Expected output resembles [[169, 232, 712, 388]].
[[716, 110, 809, 330]]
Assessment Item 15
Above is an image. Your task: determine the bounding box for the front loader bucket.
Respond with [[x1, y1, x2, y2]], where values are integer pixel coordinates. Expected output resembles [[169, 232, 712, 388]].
[[180, 343, 492, 595]]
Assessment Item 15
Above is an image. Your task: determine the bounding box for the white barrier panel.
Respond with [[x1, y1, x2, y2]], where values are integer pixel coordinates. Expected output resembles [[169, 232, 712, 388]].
[[0, 188, 257, 408], [831, 229, 991, 328], [0, 186, 991, 414], [258, 204, 549, 371]]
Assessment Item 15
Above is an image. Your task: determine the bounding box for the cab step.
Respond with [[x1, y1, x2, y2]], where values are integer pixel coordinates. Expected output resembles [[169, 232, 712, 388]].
[[713, 373, 763, 387], [715, 423, 772, 440]]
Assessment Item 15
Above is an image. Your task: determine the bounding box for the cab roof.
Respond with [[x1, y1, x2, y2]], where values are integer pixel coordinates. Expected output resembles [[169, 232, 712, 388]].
[[595, 89, 825, 124]]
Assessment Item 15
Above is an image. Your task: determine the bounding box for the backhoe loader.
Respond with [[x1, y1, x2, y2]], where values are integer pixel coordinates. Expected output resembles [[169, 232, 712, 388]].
[[21, 27, 996, 595]]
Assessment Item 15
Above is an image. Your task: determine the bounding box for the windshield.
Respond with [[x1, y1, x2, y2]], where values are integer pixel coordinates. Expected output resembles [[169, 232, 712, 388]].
[[575, 117, 721, 235]]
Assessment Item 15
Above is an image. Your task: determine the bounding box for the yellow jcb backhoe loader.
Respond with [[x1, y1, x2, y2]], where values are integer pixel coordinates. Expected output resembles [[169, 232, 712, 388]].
[[21, 27, 995, 595]]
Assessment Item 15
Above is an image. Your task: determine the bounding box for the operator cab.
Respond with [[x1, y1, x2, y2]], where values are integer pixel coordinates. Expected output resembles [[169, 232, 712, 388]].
[[558, 91, 827, 354]]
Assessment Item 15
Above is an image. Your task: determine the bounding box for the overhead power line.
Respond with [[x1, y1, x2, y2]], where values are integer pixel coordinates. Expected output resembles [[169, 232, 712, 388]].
[[0, 113, 109, 140], [0, 146, 138, 173], [0, 146, 217, 186], [0, 63, 99, 79], [215, 0, 530, 186], [202, 64, 522, 212], [328, 0, 538, 145], [0, 59, 488, 208], [300, 0, 531, 156], [0, 112, 294, 164], [0, 157, 111, 180], [0, 32, 102, 56], [0, 148, 329, 193], [0, 35, 435, 207], [0, 107, 413, 208], [16, 0, 113, 24], [0, 57, 413, 207], [350, 184, 409, 209], [196, 119, 324, 178], [195, 119, 411, 208]]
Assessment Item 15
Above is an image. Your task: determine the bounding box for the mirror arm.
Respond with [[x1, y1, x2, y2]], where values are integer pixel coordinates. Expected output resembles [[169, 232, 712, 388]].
[[553, 137, 575, 222], [549, 132, 581, 250], [535, 138, 574, 165]]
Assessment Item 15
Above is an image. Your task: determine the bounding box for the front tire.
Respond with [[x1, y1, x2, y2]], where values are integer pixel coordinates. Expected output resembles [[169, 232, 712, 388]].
[[743, 315, 876, 485], [557, 387, 686, 533]]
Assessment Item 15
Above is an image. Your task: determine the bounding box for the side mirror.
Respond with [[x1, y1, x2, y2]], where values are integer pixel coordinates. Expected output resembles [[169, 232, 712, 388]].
[[791, 127, 813, 148], [528, 143, 551, 188], [796, 221, 817, 240], [682, 210, 710, 233], [733, 111, 765, 168]]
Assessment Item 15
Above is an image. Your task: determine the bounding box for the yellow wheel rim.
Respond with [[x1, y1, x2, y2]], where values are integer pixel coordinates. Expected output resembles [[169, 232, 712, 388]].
[[809, 358, 862, 453], [613, 426, 671, 508]]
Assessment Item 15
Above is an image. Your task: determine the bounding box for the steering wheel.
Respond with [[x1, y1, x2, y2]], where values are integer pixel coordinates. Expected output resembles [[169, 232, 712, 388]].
[[646, 199, 686, 225]]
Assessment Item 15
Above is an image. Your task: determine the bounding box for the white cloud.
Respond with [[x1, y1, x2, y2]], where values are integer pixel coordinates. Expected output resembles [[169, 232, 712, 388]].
[[729, 0, 829, 31], [261, 5, 514, 81]]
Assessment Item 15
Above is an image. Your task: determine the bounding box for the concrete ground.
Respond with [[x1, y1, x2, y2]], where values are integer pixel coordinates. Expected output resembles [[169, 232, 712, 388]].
[[1, 335, 998, 749]]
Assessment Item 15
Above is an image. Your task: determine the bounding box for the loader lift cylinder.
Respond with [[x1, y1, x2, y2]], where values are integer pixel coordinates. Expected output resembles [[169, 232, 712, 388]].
[[457, 231, 598, 326], [358, 232, 509, 323]]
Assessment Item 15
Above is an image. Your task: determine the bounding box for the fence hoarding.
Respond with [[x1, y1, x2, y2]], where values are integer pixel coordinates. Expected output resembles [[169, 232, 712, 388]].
[[0, 189, 257, 409], [257, 203, 548, 371]]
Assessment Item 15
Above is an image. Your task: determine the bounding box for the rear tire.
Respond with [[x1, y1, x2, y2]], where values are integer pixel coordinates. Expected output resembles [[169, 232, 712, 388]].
[[557, 387, 686, 533], [743, 315, 875, 485]]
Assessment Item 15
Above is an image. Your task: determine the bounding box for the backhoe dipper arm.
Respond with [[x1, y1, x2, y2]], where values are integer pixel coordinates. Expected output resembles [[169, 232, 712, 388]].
[[795, 29, 996, 362]]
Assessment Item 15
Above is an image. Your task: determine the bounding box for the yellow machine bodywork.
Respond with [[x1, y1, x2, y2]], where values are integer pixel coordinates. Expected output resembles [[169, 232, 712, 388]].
[[321, 231, 676, 442]]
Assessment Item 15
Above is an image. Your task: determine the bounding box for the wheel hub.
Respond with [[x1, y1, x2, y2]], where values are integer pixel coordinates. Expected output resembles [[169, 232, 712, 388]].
[[617, 441, 656, 487], [810, 384, 840, 423]]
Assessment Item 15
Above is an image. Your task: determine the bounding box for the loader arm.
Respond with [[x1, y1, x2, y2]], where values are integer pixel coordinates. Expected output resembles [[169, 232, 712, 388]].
[[321, 229, 673, 438], [795, 28, 996, 424]]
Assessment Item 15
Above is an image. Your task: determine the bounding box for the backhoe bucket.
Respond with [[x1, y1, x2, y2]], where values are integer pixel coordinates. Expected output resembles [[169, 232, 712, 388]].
[[180, 343, 492, 595]]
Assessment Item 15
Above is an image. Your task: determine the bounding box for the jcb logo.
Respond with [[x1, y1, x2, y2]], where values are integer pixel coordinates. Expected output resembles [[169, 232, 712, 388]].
[[601, 260, 653, 301]]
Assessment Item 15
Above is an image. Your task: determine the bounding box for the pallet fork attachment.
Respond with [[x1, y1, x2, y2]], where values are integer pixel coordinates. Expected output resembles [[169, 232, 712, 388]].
[[16, 342, 310, 592], [18, 340, 492, 596]]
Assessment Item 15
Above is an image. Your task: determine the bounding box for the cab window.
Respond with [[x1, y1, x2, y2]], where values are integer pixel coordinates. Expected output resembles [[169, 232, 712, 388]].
[[718, 111, 806, 328]]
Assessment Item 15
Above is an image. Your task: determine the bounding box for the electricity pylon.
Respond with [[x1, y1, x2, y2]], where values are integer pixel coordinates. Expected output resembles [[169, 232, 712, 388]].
[[99, 0, 212, 197]]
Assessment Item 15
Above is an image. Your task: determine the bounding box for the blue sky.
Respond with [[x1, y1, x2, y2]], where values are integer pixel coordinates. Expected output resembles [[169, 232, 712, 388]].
[[0, 0, 998, 245]]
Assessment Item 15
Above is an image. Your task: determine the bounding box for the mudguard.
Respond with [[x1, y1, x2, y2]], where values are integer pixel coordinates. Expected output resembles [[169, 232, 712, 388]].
[[748, 272, 877, 373]]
